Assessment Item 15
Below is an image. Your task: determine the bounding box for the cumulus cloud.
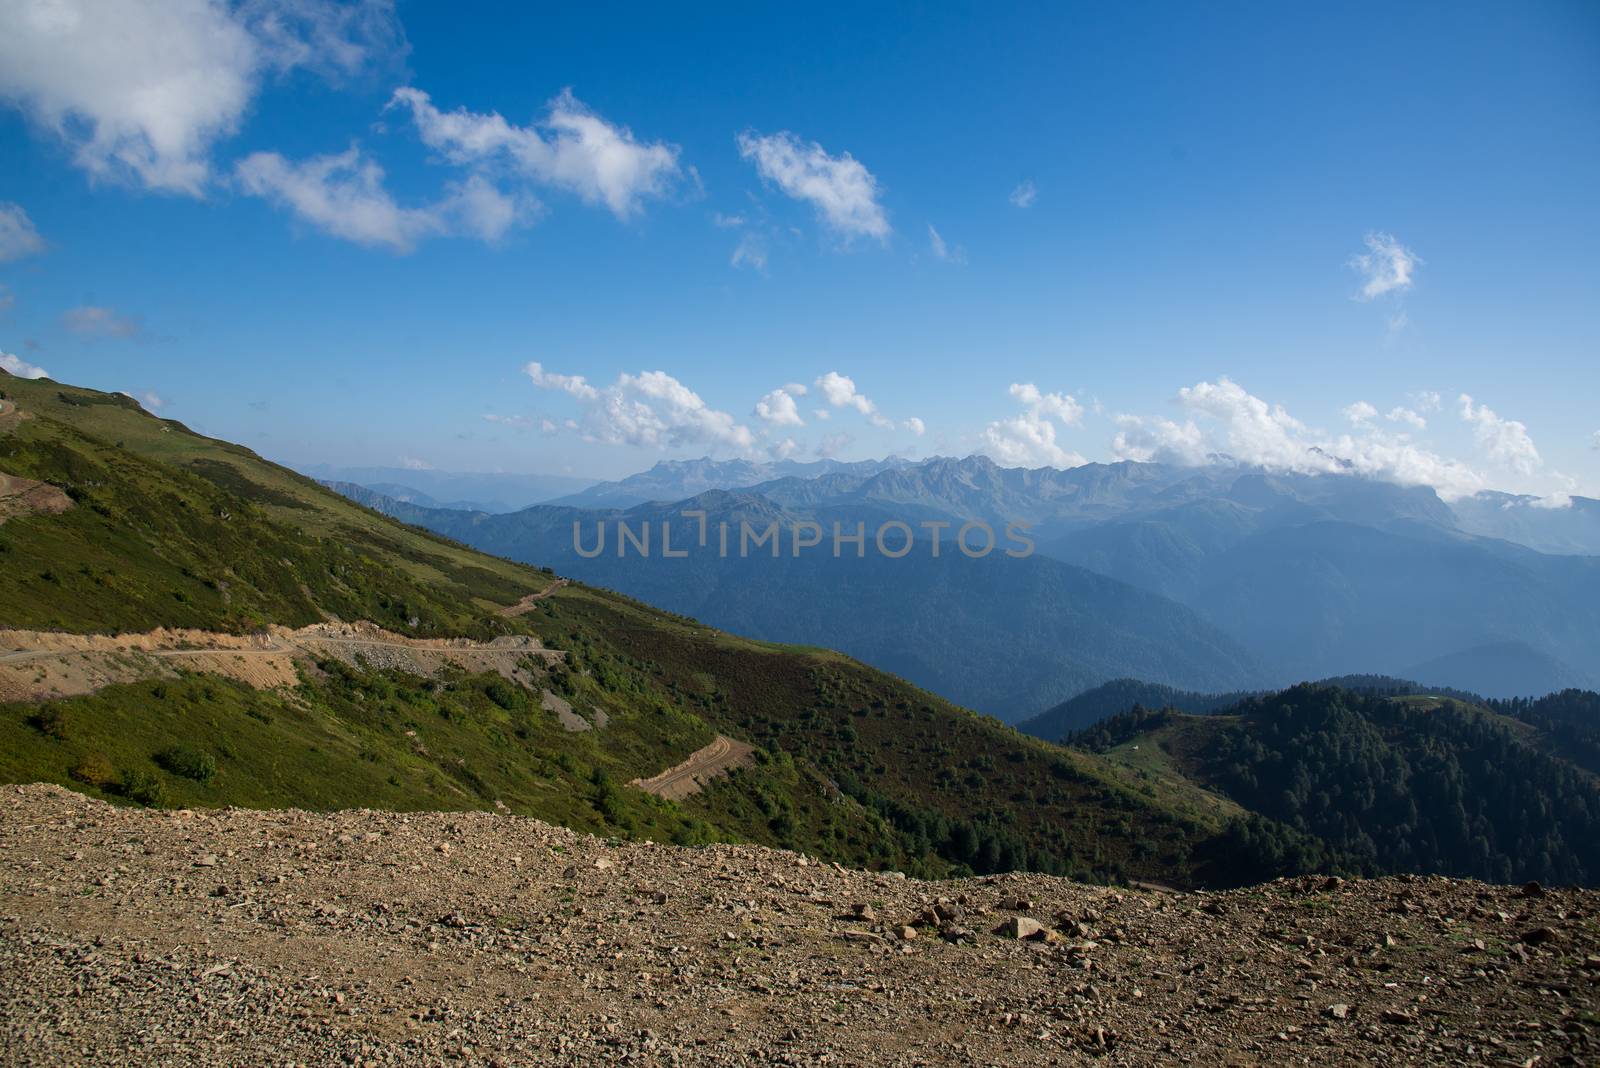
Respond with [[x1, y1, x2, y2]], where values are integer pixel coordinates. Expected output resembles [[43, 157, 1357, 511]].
[[768, 437, 799, 460], [1349, 231, 1420, 301], [1459, 393, 1541, 475], [754, 384, 806, 427], [524, 361, 598, 401], [1386, 406, 1427, 430], [1414, 390, 1442, 411], [0, 0, 402, 195], [980, 382, 1087, 468], [1113, 377, 1490, 499], [1342, 401, 1378, 425], [814, 371, 893, 427], [903, 416, 925, 436], [62, 305, 141, 338], [236, 147, 528, 252], [524, 363, 755, 453], [389, 87, 679, 220], [737, 131, 888, 241], [1008, 180, 1037, 208], [0, 203, 45, 262], [0, 350, 50, 379], [1111, 414, 1209, 465]]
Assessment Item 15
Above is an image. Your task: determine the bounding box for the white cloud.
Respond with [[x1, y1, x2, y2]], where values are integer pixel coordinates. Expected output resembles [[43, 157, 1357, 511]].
[[1114, 377, 1489, 499], [540, 418, 558, 434], [525, 363, 756, 453], [927, 224, 964, 264], [814, 371, 892, 427], [1414, 390, 1442, 411], [711, 212, 745, 228], [62, 305, 141, 338], [0, 0, 402, 195], [980, 382, 1087, 468], [1349, 231, 1420, 301], [737, 131, 888, 241], [1008, 180, 1037, 209], [1459, 393, 1541, 475], [1010, 382, 1083, 425], [0, 350, 49, 379], [523, 361, 598, 401], [389, 87, 679, 220], [0, 203, 45, 261], [754, 385, 805, 427], [1592, 430, 1600, 451], [1111, 414, 1208, 465], [482, 413, 533, 429], [769, 437, 799, 460], [902, 416, 925, 436], [1386, 406, 1427, 430], [399, 455, 433, 471], [730, 232, 768, 271], [236, 147, 528, 252], [1342, 401, 1378, 425], [812, 408, 831, 421]]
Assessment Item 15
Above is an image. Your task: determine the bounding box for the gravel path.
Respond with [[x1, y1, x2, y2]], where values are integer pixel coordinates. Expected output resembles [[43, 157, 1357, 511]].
[[1, 783, 1595, 1067]]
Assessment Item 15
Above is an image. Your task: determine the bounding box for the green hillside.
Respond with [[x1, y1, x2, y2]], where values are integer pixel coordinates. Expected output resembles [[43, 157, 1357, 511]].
[[1076, 685, 1600, 885], [0, 371, 1274, 886]]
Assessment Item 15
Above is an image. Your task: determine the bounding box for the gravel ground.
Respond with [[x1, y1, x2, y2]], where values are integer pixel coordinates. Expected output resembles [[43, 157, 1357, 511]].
[[1, 783, 1596, 1066]]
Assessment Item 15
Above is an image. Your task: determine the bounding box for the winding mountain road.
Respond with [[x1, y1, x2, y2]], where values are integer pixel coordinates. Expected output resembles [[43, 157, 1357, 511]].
[[629, 735, 757, 801]]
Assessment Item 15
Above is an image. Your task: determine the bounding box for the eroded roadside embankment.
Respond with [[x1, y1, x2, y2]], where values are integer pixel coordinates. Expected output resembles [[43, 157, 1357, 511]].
[[0, 623, 562, 704]]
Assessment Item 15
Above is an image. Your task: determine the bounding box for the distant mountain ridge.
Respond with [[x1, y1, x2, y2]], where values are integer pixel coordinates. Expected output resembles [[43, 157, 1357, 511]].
[[549, 456, 913, 509], [340, 484, 1267, 718], [299, 464, 593, 514], [333, 452, 1600, 708]]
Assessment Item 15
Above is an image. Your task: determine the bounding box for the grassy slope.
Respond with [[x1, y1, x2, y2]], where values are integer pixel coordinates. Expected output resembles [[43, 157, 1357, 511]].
[[0, 372, 1251, 885]]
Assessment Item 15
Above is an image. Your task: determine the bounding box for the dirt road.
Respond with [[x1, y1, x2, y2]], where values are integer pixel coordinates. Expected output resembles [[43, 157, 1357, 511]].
[[497, 578, 569, 617], [0, 624, 563, 703], [629, 734, 757, 800]]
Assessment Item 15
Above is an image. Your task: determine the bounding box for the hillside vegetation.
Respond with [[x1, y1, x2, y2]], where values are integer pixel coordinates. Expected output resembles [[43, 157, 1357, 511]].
[[1076, 685, 1600, 885], [0, 371, 1275, 886]]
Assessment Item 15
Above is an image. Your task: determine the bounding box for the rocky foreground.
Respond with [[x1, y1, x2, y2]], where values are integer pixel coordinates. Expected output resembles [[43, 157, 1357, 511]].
[[1, 785, 1596, 1067]]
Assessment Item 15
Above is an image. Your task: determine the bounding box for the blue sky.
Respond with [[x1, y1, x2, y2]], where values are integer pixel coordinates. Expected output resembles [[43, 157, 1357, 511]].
[[0, 1, 1596, 499]]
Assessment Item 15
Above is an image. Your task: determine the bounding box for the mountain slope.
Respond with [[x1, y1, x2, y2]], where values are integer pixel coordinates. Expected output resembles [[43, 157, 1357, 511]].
[[1405, 640, 1595, 699], [340, 487, 1268, 718], [1074, 685, 1600, 886], [0, 370, 1280, 887], [1018, 679, 1261, 741]]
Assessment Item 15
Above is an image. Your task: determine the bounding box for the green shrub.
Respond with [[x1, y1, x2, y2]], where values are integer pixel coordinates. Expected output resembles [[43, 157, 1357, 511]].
[[70, 752, 116, 787], [28, 706, 71, 740], [117, 768, 165, 806], [153, 744, 217, 783]]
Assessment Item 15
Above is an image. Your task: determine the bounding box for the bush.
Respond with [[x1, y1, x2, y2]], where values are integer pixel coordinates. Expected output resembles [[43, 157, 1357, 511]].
[[70, 752, 116, 787], [117, 768, 165, 806], [28, 706, 71, 740], [153, 744, 217, 783]]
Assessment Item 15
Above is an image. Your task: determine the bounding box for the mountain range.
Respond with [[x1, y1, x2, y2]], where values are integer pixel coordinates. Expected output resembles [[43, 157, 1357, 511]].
[[5, 370, 1600, 892], [338, 453, 1600, 711]]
